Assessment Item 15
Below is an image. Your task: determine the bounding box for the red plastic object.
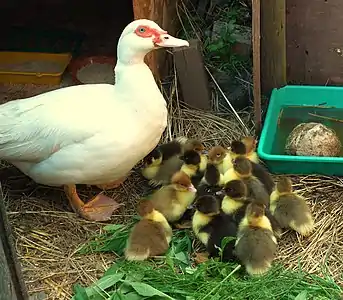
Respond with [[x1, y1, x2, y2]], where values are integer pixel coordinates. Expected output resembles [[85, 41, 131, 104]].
[[68, 56, 116, 84]]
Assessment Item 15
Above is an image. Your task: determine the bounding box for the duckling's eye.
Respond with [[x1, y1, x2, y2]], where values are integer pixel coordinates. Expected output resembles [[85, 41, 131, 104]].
[[139, 27, 146, 33], [216, 153, 221, 157]]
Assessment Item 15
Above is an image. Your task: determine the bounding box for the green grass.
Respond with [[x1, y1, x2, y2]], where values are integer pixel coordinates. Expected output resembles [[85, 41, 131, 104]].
[[178, 1, 252, 79], [74, 222, 342, 300]]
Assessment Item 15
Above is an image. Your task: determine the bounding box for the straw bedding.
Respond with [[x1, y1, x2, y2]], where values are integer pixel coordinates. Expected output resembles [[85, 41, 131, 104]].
[[0, 81, 342, 299]]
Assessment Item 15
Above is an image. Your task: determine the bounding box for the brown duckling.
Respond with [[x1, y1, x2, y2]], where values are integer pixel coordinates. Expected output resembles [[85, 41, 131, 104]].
[[234, 202, 277, 276], [208, 145, 232, 174], [125, 200, 172, 261], [150, 171, 197, 223], [192, 194, 238, 262], [241, 136, 259, 164], [224, 156, 274, 197], [270, 177, 314, 237]]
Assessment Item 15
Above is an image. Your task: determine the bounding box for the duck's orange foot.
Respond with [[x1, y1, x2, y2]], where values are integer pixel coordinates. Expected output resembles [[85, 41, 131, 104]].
[[64, 184, 121, 221], [96, 176, 128, 190]]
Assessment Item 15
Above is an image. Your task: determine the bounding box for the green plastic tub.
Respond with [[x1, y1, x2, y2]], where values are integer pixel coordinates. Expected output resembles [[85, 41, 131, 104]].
[[257, 85, 343, 176]]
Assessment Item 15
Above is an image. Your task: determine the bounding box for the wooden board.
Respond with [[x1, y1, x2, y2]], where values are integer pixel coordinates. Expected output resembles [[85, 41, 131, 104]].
[[287, 0, 343, 85], [173, 39, 211, 110], [252, 0, 262, 135], [132, 0, 180, 81], [0, 185, 28, 300], [260, 0, 286, 96]]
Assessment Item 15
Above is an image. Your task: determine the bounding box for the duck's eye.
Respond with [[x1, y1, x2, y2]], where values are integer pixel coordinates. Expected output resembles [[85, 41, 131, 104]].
[[139, 27, 146, 33]]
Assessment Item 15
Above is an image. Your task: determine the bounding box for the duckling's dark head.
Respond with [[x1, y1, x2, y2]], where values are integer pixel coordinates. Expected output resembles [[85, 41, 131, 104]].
[[137, 200, 154, 217], [180, 150, 201, 166], [233, 156, 252, 176], [208, 146, 227, 164], [230, 140, 247, 155], [143, 148, 162, 166], [246, 202, 266, 219], [276, 177, 293, 193], [195, 195, 220, 215], [222, 179, 247, 199]]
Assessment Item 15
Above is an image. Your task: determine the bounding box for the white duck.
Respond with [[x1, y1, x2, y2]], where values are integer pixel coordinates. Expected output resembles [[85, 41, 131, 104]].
[[0, 19, 189, 221]]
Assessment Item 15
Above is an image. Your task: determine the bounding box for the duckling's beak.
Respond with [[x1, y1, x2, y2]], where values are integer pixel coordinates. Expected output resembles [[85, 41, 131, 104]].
[[216, 190, 225, 196], [154, 34, 189, 48], [187, 184, 197, 193], [202, 150, 208, 155]]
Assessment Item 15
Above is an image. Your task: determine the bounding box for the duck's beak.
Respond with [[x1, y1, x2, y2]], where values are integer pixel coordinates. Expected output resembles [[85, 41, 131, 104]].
[[155, 33, 189, 48], [216, 190, 225, 196], [187, 184, 197, 193]]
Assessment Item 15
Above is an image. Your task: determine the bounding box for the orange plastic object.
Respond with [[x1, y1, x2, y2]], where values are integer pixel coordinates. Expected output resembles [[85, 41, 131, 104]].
[[0, 51, 72, 85]]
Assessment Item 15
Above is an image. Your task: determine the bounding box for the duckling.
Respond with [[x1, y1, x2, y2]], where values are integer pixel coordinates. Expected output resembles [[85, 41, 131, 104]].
[[218, 179, 282, 238], [224, 156, 274, 198], [150, 171, 197, 223], [125, 199, 172, 261], [217, 179, 250, 224], [234, 202, 277, 276], [208, 145, 232, 174], [241, 136, 259, 164], [141, 148, 163, 180], [142, 138, 205, 187], [180, 149, 206, 187], [270, 177, 314, 237], [192, 195, 237, 261]]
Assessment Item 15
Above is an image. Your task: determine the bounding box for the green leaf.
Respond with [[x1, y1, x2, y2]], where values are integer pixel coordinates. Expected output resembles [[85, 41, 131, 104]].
[[294, 291, 307, 300], [103, 224, 125, 232], [123, 292, 146, 300], [72, 284, 89, 300], [124, 281, 174, 299], [174, 251, 189, 265], [83, 273, 124, 298]]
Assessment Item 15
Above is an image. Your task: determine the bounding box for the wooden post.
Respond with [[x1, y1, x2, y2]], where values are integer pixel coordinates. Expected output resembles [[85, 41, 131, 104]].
[[132, 0, 180, 81], [252, 0, 262, 136], [260, 0, 287, 96], [173, 39, 211, 110], [0, 185, 28, 300]]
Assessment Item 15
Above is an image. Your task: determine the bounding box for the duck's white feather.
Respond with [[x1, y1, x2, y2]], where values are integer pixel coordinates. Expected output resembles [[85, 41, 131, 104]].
[[0, 64, 167, 186]]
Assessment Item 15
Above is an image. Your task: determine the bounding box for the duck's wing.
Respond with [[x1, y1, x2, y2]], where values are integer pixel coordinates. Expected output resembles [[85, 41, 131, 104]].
[[0, 84, 124, 162]]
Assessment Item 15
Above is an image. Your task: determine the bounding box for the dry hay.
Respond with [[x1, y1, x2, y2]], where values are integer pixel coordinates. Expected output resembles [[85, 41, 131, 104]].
[[0, 81, 342, 299]]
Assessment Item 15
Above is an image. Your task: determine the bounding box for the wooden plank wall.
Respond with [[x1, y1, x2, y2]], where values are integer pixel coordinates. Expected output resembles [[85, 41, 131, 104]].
[[260, 0, 287, 97], [287, 0, 343, 85], [132, 0, 180, 81]]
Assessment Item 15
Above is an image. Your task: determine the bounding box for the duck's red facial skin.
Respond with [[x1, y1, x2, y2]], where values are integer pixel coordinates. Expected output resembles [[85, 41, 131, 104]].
[[134, 25, 167, 44]]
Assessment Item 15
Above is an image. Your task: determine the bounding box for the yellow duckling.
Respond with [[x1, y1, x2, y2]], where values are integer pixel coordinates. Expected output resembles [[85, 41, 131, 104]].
[[270, 177, 314, 237], [218, 179, 282, 238], [241, 136, 259, 164], [192, 194, 238, 261], [234, 202, 277, 276], [141, 137, 205, 185], [223, 156, 274, 198], [125, 199, 172, 261], [150, 171, 197, 223]]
